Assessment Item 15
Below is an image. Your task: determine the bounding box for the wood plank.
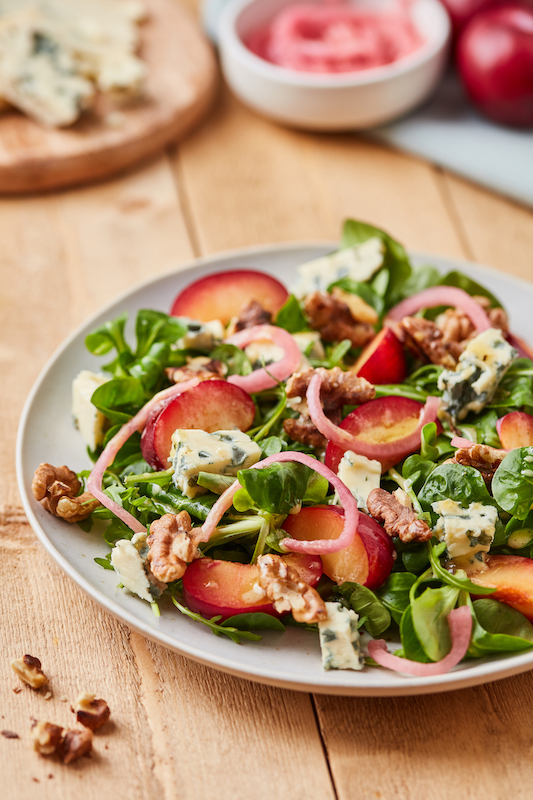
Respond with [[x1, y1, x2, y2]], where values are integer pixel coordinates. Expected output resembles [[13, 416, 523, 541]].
[[175, 88, 465, 259], [440, 172, 533, 283]]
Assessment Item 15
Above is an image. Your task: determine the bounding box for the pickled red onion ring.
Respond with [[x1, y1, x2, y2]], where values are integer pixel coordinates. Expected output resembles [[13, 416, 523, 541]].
[[307, 371, 440, 462], [507, 333, 533, 361], [367, 605, 472, 676], [386, 287, 492, 332], [87, 378, 200, 532], [199, 451, 359, 555], [225, 324, 302, 393], [450, 436, 478, 449]]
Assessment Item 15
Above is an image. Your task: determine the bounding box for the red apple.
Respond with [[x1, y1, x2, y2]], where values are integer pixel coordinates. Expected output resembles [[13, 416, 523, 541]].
[[170, 269, 289, 324], [457, 5, 533, 127], [282, 505, 395, 590], [141, 380, 256, 470], [468, 555, 533, 621], [353, 327, 407, 385], [182, 553, 323, 621], [497, 411, 533, 449], [440, 0, 501, 36], [325, 396, 434, 473]]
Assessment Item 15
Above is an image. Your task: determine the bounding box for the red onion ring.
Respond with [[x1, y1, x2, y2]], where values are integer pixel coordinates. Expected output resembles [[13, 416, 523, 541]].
[[225, 325, 302, 393], [87, 378, 200, 532], [367, 605, 472, 676], [307, 371, 440, 462], [386, 287, 492, 331], [199, 451, 359, 555]]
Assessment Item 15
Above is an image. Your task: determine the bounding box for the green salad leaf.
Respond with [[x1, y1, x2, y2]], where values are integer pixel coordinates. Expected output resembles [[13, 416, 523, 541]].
[[493, 447, 533, 519]]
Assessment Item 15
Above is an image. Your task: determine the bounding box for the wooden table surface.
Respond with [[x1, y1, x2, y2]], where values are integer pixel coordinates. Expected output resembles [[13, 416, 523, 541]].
[[3, 3, 533, 797]]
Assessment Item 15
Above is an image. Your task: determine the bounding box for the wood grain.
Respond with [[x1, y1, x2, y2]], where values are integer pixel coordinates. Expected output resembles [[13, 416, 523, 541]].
[[0, 0, 218, 193]]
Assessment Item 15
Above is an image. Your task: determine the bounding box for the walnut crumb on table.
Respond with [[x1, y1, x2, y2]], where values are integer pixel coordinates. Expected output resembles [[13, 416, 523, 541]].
[[10, 655, 48, 689]]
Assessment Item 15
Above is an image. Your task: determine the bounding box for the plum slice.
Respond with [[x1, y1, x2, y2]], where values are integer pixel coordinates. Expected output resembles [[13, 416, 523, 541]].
[[497, 411, 533, 450], [325, 396, 431, 473], [182, 553, 323, 621], [468, 555, 533, 622], [353, 327, 406, 385], [282, 505, 394, 589], [170, 269, 289, 324], [141, 380, 256, 470]]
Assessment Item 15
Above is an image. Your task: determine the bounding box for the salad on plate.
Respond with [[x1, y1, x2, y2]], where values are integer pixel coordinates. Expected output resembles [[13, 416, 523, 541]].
[[31, 219, 533, 677]]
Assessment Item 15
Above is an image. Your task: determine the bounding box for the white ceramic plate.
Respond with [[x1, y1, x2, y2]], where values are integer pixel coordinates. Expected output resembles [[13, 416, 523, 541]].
[[17, 242, 533, 696]]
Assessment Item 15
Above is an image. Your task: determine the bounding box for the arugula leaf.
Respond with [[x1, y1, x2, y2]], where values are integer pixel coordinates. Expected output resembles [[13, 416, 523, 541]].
[[85, 312, 130, 357], [172, 599, 262, 644], [376, 573, 417, 624], [275, 295, 309, 333], [419, 463, 495, 517], [211, 344, 253, 377], [411, 584, 460, 661], [337, 583, 391, 637], [222, 613, 286, 632], [439, 270, 503, 309], [236, 461, 315, 515], [493, 447, 533, 519], [341, 219, 412, 308]]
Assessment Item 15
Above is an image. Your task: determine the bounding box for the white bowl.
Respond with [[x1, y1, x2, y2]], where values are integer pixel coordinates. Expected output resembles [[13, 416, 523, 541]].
[[218, 0, 451, 131]]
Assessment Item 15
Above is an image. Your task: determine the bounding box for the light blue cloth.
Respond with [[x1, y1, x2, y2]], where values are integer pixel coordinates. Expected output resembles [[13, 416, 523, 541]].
[[368, 71, 533, 208]]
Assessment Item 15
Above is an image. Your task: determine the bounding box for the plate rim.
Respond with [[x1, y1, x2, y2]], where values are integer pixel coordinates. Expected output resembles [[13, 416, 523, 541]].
[[16, 239, 533, 696]]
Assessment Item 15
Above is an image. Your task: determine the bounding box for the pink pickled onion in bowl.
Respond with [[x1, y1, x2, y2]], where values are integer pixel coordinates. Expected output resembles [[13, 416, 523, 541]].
[[225, 324, 302, 393], [87, 378, 200, 532], [245, 1, 425, 74], [199, 451, 360, 555], [368, 605, 472, 676], [386, 286, 492, 331]]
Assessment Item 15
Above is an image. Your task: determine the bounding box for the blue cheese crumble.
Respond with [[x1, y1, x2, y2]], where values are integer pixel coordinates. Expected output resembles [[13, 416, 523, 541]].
[[438, 327, 517, 422], [335, 451, 381, 512], [432, 499, 497, 571], [170, 429, 262, 499], [110, 533, 164, 603], [175, 318, 225, 352], [71, 369, 108, 451], [295, 237, 384, 296], [318, 602, 364, 671]]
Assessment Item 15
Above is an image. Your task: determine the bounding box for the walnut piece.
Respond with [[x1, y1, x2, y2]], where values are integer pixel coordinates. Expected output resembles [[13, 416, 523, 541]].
[[257, 554, 327, 624], [32, 463, 100, 523], [234, 299, 272, 331], [304, 291, 375, 348], [11, 655, 48, 689], [32, 721, 93, 764], [283, 367, 375, 447], [74, 692, 110, 731], [58, 727, 93, 764], [166, 357, 226, 384], [367, 488, 432, 543], [330, 287, 378, 325], [451, 443, 507, 487], [147, 512, 201, 583], [399, 316, 462, 369], [32, 721, 64, 756]]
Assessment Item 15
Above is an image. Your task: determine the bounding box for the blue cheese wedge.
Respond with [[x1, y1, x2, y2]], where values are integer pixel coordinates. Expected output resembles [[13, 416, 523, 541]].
[[110, 533, 164, 603], [295, 237, 384, 296], [318, 602, 364, 671], [438, 327, 517, 422], [0, 12, 95, 127], [170, 429, 262, 498], [432, 498, 498, 571], [176, 318, 225, 352], [72, 369, 108, 451], [335, 451, 381, 511]]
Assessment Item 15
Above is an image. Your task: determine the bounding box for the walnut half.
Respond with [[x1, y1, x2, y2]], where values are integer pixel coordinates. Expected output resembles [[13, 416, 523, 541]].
[[11, 655, 48, 689], [32, 463, 100, 523], [147, 511, 201, 583], [367, 488, 432, 543], [257, 554, 327, 624], [74, 692, 110, 731]]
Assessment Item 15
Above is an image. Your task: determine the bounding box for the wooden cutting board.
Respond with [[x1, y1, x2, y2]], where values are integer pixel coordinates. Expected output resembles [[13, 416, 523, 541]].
[[0, 0, 218, 193]]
